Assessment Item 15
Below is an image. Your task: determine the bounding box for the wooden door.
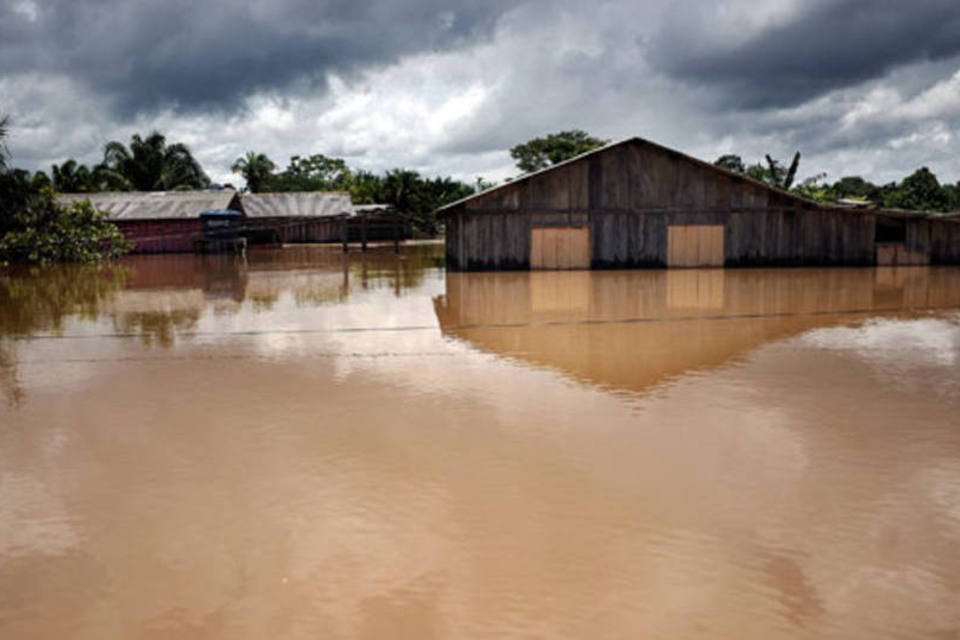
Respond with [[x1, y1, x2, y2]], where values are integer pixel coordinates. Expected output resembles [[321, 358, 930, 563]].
[[530, 226, 591, 270], [667, 225, 725, 267]]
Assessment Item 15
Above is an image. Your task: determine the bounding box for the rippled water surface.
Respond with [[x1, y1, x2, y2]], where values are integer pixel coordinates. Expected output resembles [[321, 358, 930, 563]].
[[2, 244, 959, 639]]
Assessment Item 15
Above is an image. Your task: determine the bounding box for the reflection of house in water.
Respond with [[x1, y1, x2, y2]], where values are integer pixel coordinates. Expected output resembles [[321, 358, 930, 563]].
[[106, 245, 442, 331], [433, 268, 960, 394]]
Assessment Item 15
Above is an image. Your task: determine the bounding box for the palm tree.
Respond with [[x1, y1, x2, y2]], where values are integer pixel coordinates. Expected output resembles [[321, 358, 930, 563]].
[[0, 114, 9, 172], [231, 151, 275, 193], [52, 159, 92, 192], [102, 131, 209, 191]]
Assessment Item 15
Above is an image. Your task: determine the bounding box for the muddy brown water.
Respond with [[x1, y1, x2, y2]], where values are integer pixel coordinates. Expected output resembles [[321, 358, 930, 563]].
[[1, 244, 959, 639]]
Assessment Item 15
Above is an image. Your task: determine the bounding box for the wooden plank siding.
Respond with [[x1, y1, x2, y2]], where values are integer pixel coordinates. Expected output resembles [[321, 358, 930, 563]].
[[530, 227, 591, 269], [442, 137, 952, 271], [667, 225, 725, 267]]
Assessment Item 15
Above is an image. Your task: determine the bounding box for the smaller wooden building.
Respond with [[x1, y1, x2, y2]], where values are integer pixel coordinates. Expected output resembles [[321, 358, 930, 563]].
[[240, 192, 354, 244], [240, 193, 410, 249], [59, 190, 242, 254], [873, 209, 960, 266]]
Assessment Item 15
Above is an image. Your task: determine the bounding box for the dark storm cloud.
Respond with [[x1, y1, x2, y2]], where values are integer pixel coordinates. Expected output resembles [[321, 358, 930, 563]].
[[0, 0, 521, 116], [650, 0, 960, 109]]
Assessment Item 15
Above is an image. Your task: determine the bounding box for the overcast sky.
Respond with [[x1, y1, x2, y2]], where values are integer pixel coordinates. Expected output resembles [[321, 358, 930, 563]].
[[2, 0, 959, 187]]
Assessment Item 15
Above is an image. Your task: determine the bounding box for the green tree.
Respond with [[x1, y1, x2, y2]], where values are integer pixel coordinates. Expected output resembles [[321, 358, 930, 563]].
[[730, 152, 802, 189], [381, 169, 430, 229], [348, 169, 384, 204], [51, 160, 133, 192], [231, 151, 276, 193], [832, 176, 874, 200], [944, 181, 960, 211], [0, 191, 129, 264], [763, 152, 801, 190], [714, 154, 746, 174], [264, 154, 353, 192], [886, 167, 950, 212], [102, 132, 209, 191], [510, 130, 609, 173], [373, 170, 471, 233], [0, 114, 8, 173], [52, 159, 93, 192]]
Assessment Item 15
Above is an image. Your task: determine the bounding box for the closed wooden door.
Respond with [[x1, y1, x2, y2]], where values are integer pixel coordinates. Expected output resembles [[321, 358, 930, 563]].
[[667, 225, 725, 267], [530, 226, 591, 270]]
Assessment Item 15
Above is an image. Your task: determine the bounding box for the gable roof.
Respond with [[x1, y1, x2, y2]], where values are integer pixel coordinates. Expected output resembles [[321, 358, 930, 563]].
[[59, 190, 239, 221], [241, 192, 354, 218], [436, 136, 822, 216]]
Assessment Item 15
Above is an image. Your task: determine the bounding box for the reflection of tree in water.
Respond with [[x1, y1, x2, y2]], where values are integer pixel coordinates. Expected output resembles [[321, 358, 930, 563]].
[[112, 309, 202, 348], [0, 263, 127, 335], [0, 342, 24, 407], [343, 244, 442, 299], [249, 292, 280, 311], [0, 263, 127, 407]]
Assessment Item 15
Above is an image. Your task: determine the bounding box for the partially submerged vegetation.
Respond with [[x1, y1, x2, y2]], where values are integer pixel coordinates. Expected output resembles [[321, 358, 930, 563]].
[[0, 119, 129, 264]]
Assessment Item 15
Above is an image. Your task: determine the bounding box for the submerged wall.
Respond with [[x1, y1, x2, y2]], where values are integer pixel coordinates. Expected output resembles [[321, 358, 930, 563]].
[[445, 208, 877, 271], [116, 220, 204, 254]]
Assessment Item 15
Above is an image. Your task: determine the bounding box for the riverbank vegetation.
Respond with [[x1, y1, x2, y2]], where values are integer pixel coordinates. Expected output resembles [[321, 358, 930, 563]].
[[0, 117, 129, 264]]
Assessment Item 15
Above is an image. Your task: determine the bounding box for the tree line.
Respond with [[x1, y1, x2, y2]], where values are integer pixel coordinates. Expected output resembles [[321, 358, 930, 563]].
[[230, 151, 474, 233], [714, 153, 960, 213], [5, 125, 480, 235], [2, 115, 958, 264]]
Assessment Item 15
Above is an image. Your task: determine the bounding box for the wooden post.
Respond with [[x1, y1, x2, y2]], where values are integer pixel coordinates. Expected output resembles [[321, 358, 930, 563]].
[[341, 217, 348, 252], [394, 253, 401, 296], [393, 217, 400, 254], [361, 215, 368, 252]]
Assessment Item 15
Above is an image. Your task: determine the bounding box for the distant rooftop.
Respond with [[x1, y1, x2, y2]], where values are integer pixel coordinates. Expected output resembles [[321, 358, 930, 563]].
[[58, 190, 239, 221], [242, 192, 354, 218]]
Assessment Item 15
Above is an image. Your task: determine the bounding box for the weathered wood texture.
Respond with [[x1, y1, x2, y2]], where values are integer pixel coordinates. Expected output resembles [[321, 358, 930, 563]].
[[667, 225, 725, 267], [115, 220, 204, 254], [242, 217, 344, 245], [876, 243, 931, 266], [530, 226, 591, 269], [443, 138, 888, 270], [929, 220, 960, 264]]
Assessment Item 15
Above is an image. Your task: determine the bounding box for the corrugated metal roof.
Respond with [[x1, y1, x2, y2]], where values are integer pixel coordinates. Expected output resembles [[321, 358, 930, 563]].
[[241, 192, 354, 218], [58, 190, 239, 221], [353, 203, 397, 217]]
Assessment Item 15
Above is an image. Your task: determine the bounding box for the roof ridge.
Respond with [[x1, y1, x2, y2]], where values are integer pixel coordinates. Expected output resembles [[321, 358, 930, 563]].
[[436, 135, 823, 214]]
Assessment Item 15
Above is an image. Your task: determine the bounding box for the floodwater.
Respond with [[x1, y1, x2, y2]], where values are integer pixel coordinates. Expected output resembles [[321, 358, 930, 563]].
[[1, 243, 959, 639]]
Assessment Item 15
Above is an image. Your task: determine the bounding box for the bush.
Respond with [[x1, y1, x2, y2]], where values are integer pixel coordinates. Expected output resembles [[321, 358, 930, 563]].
[[0, 189, 130, 264]]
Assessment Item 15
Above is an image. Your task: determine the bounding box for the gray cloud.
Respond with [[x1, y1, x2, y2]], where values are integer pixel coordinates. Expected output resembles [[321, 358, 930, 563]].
[[1, 0, 958, 189], [0, 0, 521, 116], [650, 0, 960, 108]]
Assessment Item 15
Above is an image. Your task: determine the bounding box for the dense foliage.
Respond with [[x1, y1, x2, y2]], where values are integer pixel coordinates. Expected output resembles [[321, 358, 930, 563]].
[[714, 154, 960, 213], [232, 152, 475, 233], [102, 132, 209, 191], [0, 118, 130, 264], [509, 130, 609, 173], [230, 152, 275, 193], [6, 131, 211, 194], [0, 184, 129, 264]]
